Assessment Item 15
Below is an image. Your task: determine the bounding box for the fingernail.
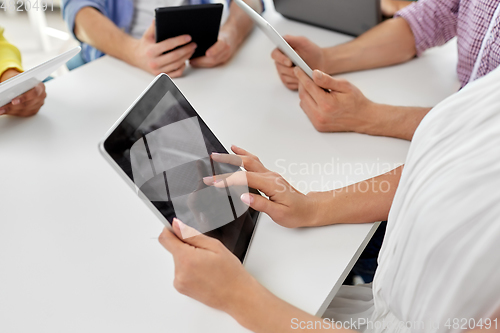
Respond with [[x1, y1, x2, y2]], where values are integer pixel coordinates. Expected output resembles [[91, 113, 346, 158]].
[[12, 98, 20, 105], [313, 70, 324, 80], [211, 152, 220, 156], [0, 109, 5, 115], [203, 176, 215, 184], [173, 218, 184, 231], [185, 35, 192, 42], [240, 193, 253, 205]]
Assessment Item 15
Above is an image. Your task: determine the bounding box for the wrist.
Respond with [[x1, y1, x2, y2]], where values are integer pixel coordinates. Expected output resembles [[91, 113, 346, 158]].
[[0, 68, 21, 82], [304, 191, 330, 227], [224, 275, 269, 329], [322, 45, 349, 75], [220, 25, 241, 52], [365, 103, 430, 140], [355, 100, 385, 136], [123, 37, 141, 67]]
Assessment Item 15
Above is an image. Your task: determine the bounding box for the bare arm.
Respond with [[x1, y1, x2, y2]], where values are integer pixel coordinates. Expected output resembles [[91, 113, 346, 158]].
[[159, 148, 402, 332], [160, 218, 359, 333], [207, 146, 403, 228], [222, 0, 262, 50], [74, 7, 197, 77], [272, 17, 417, 88], [190, 0, 262, 67], [323, 17, 417, 75], [74, 7, 137, 65], [294, 67, 431, 141]]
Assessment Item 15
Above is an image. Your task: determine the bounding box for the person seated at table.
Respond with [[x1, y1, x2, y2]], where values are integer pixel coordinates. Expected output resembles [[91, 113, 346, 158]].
[[158, 65, 500, 332], [61, 0, 263, 76], [0, 27, 47, 117], [272, 0, 500, 141], [381, 0, 415, 17]]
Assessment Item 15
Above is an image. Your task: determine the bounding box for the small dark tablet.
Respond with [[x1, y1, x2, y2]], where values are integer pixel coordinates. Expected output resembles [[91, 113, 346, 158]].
[[155, 4, 223, 59]]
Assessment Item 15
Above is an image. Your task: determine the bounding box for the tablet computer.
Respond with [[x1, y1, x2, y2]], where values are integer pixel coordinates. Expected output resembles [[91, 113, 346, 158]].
[[0, 46, 80, 107], [234, 0, 313, 78], [155, 4, 223, 59], [99, 74, 260, 263]]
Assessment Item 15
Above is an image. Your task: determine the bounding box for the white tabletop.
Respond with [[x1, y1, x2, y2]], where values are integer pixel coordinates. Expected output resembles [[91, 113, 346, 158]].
[[0, 3, 459, 332]]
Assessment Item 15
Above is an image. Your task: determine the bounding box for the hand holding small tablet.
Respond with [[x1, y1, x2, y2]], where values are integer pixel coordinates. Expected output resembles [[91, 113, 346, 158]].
[[155, 4, 223, 60]]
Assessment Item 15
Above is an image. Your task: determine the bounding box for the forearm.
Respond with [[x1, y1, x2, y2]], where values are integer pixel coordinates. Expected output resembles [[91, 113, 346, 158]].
[[229, 276, 356, 333], [309, 166, 404, 227], [323, 17, 416, 75], [74, 7, 138, 65], [222, 0, 262, 48], [361, 103, 431, 140]]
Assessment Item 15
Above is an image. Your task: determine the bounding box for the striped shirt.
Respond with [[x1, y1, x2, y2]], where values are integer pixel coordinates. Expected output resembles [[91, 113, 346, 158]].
[[396, 0, 500, 87]]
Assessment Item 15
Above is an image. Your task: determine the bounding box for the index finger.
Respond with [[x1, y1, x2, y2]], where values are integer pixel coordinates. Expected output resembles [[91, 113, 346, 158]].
[[211, 153, 268, 173], [294, 67, 325, 101], [153, 35, 192, 55], [212, 171, 280, 197], [158, 227, 186, 255]]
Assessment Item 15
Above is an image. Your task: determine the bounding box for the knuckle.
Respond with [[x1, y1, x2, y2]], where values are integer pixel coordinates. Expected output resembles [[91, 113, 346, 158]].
[[158, 231, 168, 244], [173, 277, 187, 294]]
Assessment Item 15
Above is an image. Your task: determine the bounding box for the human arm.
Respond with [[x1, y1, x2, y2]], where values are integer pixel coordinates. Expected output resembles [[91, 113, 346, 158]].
[[158, 146, 401, 331], [381, 0, 414, 17], [206, 146, 402, 228], [273, 0, 460, 90], [159, 218, 358, 333], [190, 0, 263, 67], [73, 7, 196, 77], [295, 68, 431, 140], [272, 17, 417, 90]]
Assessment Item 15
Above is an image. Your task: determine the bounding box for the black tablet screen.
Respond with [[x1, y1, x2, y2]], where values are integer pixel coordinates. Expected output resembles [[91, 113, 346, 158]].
[[103, 75, 259, 262]]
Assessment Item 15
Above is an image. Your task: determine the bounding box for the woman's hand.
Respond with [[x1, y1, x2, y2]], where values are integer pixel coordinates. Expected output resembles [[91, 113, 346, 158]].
[[159, 218, 256, 312], [0, 69, 46, 117], [205, 146, 320, 228]]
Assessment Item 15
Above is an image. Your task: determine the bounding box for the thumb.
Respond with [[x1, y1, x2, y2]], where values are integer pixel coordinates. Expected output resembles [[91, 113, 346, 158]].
[[143, 20, 156, 41], [172, 218, 222, 252], [312, 70, 350, 92]]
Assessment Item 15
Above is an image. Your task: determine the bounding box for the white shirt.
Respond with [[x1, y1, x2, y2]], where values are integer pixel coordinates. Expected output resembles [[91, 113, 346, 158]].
[[130, 0, 189, 39], [325, 65, 500, 333]]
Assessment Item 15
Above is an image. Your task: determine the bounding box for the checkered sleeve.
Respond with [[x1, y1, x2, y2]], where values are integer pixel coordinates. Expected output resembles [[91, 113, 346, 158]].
[[395, 0, 461, 56]]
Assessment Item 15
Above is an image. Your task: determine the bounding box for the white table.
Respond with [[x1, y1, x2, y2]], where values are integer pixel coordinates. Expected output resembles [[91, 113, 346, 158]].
[[0, 3, 459, 332]]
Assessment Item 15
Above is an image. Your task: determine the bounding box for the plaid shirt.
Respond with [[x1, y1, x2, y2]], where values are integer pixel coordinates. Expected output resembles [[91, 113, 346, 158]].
[[396, 0, 500, 88]]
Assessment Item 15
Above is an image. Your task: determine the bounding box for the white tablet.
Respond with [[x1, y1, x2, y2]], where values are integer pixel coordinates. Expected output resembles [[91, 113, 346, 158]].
[[99, 74, 261, 263], [234, 0, 314, 78], [0, 46, 81, 107]]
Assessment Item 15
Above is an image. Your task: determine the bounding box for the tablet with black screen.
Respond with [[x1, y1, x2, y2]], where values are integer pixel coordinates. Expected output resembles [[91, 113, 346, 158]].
[[155, 4, 223, 59], [99, 74, 260, 263]]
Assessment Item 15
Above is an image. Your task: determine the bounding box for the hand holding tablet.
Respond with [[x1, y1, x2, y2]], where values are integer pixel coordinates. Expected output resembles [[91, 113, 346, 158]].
[[155, 4, 223, 60], [234, 0, 314, 79]]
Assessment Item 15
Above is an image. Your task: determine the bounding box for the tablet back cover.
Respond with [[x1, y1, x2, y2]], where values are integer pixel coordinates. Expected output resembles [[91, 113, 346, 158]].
[[155, 4, 223, 59]]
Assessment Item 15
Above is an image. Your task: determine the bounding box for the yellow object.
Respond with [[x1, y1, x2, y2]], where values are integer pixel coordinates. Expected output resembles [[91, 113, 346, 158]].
[[0, 26, 23, 80]]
